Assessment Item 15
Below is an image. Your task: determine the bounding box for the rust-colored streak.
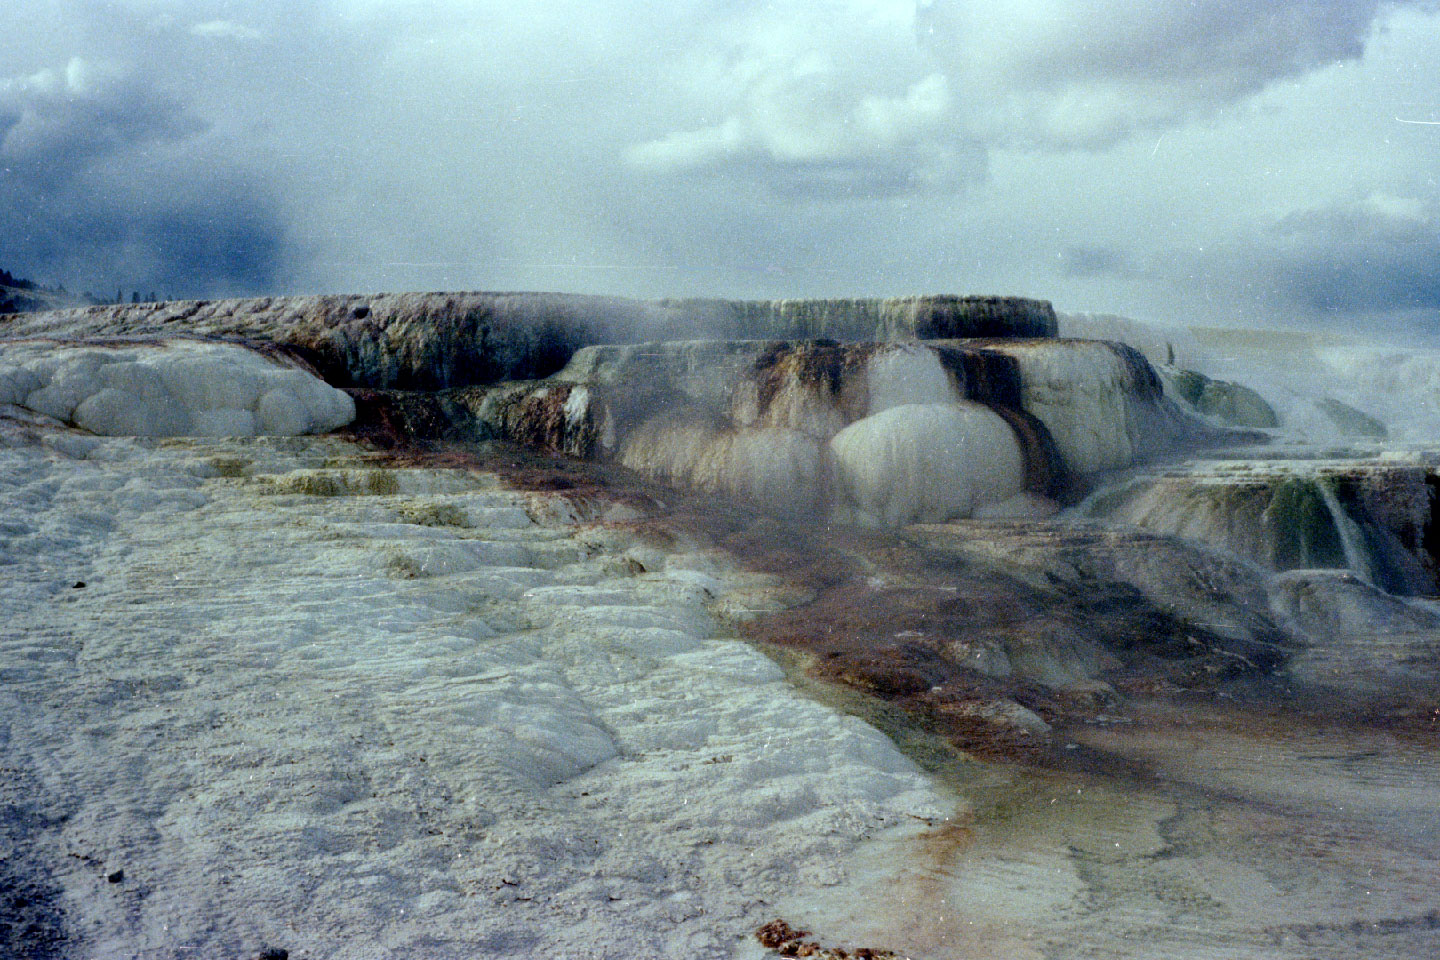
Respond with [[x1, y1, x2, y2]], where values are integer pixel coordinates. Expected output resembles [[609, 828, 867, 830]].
[[751, 340, 879, 420], [987, 405, 1078, 502], [493, 385, 590, 457], [755, 917, 901, 959], [342, 389, 477, 449], [932, 343, 1025, 410]]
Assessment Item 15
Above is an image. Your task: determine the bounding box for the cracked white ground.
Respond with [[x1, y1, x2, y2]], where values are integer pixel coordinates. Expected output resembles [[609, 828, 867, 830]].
[[0, 425, 946, 959]]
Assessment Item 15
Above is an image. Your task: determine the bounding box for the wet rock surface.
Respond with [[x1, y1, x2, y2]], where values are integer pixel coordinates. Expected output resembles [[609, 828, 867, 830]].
[[1165, 367, 1280, 428], [465, 443, 1440, 960], [0, 799, 70, 960], [0, 425, 951, 959], [1078, 454, 1440, 596], [413, 447, 1295, 761]]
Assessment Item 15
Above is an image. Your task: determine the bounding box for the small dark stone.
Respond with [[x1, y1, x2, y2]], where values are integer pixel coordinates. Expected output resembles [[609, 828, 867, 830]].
[[106, 870, 123, 884], [72, 581, 85, 589], [257, 949, 289, 960]]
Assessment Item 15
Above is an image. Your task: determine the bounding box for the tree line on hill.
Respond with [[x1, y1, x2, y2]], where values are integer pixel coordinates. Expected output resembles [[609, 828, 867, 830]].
[[1, 267, 165, 314]]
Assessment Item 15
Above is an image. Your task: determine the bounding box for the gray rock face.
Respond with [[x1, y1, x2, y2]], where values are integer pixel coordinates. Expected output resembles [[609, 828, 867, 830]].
[[1315, 397, 1387, 438], [1269, 569, 1440, 705], [660, 295, 1057, 342], [1166, 368, 1279, 428], [0, 292, 1056, 391], [1079, 459, 1440, 596], [905, 519, 1297, 677]]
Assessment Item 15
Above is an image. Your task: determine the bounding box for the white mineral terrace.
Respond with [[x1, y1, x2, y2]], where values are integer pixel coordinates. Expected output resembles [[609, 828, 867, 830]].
[[0, 425, 948, 959], [0, 339, 354, 438], [6, 422, 1440, 960]]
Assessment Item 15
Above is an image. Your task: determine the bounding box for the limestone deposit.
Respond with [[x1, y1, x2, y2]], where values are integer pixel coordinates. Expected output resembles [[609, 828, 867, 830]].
[[451, 337, 1235, 523], [4, 291, 1440, 960], [0, 338, 354, 437], [1077, 456, 1440, 596], [1, 292, 1056, 391], [1164, 367, 1280, 429], [829, 402, 1026, 526]]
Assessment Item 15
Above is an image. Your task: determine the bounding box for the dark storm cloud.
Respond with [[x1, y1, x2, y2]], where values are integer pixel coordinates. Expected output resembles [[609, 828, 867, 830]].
[[0, 57, 291, 297], [1266, 199, 1440, 314], [1180, 196, 1440, 321], [668, 145, 989, 202], [11, 159, 291, 299], [0, 59, 204, 186], [918, 0, 1423, 149]]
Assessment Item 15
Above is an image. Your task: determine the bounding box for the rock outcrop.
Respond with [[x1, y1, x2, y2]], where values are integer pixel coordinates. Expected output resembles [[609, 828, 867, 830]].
[[0, 293, 1056, 391], [1078, 459, 1440, 596], [829, 402, 1027, 526], [441, 338, 1241, 523], [1315, 397, 1388, 438], [1164, 368, 1279, 429]]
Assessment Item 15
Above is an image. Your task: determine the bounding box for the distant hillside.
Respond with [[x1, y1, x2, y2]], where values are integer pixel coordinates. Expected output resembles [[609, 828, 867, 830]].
[[0, 268, 100, 315]]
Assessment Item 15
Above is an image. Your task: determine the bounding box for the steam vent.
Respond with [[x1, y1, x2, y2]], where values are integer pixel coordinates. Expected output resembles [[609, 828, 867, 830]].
[[0, 291, 1248, 525]]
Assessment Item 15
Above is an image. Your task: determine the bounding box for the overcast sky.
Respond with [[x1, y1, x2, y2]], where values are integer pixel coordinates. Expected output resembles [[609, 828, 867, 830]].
[[2, 1, 1437, 334]]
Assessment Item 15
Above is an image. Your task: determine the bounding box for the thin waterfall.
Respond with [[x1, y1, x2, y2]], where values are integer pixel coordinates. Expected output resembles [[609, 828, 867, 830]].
[[1317, 478, 1380, 587]]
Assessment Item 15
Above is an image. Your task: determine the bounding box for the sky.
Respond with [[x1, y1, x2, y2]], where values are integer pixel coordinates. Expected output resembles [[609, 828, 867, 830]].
[[1, 0, 1437, 335]]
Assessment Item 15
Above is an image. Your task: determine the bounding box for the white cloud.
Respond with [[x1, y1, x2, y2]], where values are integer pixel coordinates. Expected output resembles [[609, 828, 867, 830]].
[[626, 1, 983, 196], [625, 0, 1416, 196], [190, 20, 264, 41], [629, 72, 952, 168]]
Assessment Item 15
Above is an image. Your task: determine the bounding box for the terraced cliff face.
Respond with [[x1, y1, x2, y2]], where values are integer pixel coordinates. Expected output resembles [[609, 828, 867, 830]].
[[432, 338, 1236, 523], [0, 292, 1056, 391], [657, 295, 1058, 342], [3, 291, 1245, 526], [1078, 457, 1440, 596]]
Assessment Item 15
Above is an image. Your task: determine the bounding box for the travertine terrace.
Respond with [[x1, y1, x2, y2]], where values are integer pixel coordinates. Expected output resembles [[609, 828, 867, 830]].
[[4, 293, 1440, 960]]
